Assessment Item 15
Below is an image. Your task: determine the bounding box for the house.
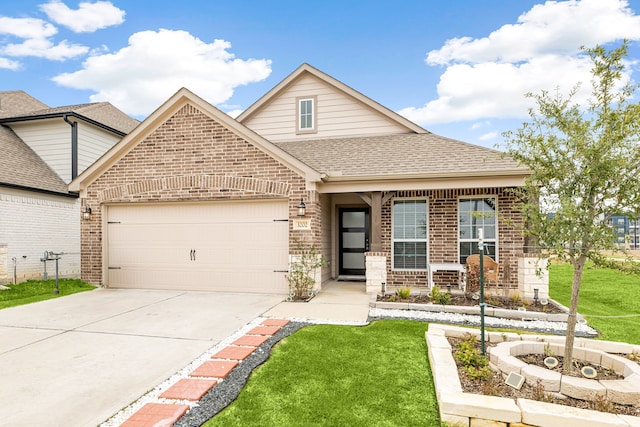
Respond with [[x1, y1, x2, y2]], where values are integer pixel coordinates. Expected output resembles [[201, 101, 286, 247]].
[[0, 91, 139, 283], [69, 64, 542, 297], [606, 213, 640, 250]]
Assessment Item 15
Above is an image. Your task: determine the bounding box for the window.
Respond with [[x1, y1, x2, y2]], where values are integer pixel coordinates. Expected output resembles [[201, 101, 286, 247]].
[[393, 200, 428, 270], [297, 97, 316, 133], [459, 197, 497, 264]]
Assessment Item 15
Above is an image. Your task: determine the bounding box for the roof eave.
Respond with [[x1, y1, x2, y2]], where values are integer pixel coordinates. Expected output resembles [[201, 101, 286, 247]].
[[320, 168, 531, 182], [0, 112, 127, 137]]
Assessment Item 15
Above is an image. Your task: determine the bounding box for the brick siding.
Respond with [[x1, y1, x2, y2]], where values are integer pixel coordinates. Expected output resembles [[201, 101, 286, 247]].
[[81, 103, 320, 285], [382, 188, 525, 292]]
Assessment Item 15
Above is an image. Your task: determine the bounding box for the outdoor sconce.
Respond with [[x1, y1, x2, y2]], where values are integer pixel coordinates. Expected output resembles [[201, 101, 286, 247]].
[[297, 198, 306, 217], [82, 205, 92, 221]]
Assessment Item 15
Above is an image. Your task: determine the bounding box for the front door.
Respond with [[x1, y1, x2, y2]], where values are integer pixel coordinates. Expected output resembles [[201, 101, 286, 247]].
[[339, 208, 370, 276]]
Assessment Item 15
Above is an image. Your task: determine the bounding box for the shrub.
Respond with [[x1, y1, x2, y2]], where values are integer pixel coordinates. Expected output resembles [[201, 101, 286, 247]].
[[396, 286, 412, 300], [454, 333, 490, 380], [430, 286, 451, 305], [286, 240, 326, 300]]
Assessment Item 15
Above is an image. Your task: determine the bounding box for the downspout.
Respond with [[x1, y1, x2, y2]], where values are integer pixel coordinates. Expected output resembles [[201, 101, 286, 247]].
[[64, 115, 78, 179]]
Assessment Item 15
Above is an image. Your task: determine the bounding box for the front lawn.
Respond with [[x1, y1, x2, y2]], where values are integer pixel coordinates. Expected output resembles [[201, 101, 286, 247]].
[[0, 279, 95, 310], [204, 320, 440, 427], [549, 263, 640, 344]]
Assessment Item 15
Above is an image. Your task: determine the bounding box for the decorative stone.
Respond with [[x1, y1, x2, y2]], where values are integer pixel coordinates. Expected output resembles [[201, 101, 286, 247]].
[[560, 375, 606, 401], [521, 364, 561, 392], [601, 377, 640, 406], [439, 391, 521, 424], [518, 398, 628, 427]]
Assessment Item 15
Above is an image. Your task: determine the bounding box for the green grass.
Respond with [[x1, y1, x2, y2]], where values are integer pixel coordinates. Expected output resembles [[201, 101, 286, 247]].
[[0, 279, 95, 309], [205, 320, 440, 427], [549, 263, 640, 344]]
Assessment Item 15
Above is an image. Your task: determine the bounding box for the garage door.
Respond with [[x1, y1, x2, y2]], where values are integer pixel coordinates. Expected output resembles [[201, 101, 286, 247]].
[[106, 200, 289, 293]]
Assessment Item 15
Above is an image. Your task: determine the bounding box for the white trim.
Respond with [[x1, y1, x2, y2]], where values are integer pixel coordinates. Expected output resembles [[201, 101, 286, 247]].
[[457, 195, 499, 263], [391, 197, 429, 271]]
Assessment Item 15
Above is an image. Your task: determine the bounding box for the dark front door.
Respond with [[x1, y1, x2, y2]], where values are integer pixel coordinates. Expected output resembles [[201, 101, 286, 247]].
[[339, 208, 370, 276]]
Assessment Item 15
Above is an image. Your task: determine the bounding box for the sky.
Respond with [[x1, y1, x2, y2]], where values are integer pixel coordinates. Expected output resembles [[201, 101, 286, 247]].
[[2, 0, 640, 150]]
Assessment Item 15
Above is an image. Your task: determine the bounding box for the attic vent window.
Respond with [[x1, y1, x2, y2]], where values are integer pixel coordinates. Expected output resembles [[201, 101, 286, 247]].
[[297, 96, 317, 133]]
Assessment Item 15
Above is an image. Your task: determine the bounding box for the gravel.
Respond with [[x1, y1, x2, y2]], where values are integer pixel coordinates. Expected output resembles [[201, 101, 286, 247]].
[[103, 308, 600, 427]]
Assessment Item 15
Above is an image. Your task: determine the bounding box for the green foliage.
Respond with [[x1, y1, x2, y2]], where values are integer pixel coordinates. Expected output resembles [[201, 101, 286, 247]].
[[204, 320, 440, 426], [0, 279, 95, 310], [286, 240, 326, 299], [503, 42, 640, 370], [430, 285, 451, 305], [396, 286, 412, 300], [454, 334, 491, 381]]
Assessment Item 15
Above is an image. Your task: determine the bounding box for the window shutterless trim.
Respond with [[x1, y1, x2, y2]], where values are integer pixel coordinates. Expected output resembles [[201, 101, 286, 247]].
[[391, 197, 429, 271], [457, 195, 499, 263], [296, 96, 317, 134]]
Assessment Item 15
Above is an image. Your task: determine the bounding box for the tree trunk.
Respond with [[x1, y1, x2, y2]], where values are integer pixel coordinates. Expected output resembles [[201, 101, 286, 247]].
[[563, 258, 585, 374]]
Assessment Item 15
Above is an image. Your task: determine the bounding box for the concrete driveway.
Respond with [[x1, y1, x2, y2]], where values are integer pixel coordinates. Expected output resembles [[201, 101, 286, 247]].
[[0, 288, 282, 427]]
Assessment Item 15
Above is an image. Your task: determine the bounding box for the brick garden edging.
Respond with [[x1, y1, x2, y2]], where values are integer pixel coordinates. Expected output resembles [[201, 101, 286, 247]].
[[427, 324, 640, 427]]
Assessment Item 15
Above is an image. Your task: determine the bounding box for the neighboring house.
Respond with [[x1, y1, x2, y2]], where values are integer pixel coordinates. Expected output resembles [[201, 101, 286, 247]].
[[70, 64, 540, 297], [0, 91, 138, 283]]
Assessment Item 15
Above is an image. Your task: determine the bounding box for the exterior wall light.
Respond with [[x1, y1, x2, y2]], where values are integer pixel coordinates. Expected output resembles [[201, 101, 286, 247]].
[[297, 198, 306, 217], [82, 205, 92, 221]]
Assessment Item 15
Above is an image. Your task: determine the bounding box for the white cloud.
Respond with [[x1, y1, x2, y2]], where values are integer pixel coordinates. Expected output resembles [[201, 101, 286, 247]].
[[402, 0, 640, 126], [479, 131, 498, 141], [3, 37, 88, 61], [0, 16, 57, 39], [0, 57, 21, 70], [40, 0, 125, 33], [52, 29, 272, 116]]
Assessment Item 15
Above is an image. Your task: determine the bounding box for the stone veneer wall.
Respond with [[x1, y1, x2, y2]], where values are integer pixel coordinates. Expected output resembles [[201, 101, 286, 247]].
[[81, 103, 320, 286], [381, 187, 526, 291]]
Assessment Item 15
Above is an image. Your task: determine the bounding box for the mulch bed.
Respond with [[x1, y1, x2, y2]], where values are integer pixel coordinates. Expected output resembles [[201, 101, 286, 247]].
[[448, 337, 640, 417], [377, 293, 565, 314]]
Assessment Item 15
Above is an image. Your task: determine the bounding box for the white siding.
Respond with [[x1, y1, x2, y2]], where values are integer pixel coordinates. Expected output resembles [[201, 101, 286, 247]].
[[10, 120, 71, 182], [243, 74, 408, 142], [77, 123, 120, 175], [0, 188, 80, 283]]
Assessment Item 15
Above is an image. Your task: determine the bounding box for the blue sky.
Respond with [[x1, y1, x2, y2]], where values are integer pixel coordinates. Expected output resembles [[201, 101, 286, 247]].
[[2, 0, 640, 149]]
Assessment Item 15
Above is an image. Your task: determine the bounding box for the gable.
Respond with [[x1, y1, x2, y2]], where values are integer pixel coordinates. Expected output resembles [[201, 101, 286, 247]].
[[239, 64, 425, 142]]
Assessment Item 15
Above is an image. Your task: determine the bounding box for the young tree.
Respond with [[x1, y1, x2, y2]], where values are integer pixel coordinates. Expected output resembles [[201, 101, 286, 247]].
[[503, 42, 640, 373]]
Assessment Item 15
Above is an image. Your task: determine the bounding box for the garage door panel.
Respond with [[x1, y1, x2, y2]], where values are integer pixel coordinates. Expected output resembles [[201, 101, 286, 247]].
[[107, 201, 289, 293]]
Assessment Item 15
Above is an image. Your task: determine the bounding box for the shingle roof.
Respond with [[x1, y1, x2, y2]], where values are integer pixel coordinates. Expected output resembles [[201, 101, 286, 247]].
[[13, 102, 139, 134], [274, 133, 526, 178], [0, 125, 69, 194], [0, 91, 49, 118]]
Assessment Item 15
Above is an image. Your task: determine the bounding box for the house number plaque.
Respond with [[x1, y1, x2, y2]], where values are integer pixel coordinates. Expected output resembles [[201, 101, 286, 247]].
[[293, 219, 312, 230]]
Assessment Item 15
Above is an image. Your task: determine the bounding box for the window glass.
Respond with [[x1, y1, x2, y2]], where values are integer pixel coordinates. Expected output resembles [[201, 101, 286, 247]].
[[393, 200, 427, 270], [459, 197, 497, 264], [299, 99, 313, 129]]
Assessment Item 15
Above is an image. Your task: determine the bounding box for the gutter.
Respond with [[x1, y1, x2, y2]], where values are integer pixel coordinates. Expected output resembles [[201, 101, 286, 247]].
[[0, 182, 78, 198], [320, 168, 531, 183], [0, 112, 127, 137], [63, 115, 78, 179]]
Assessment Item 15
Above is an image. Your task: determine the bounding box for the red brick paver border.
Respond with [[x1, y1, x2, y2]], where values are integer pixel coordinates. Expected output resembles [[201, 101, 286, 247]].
[[232, 334, 270, 347], [159, 378, 218, 401], [247, 325, 281, 335], [121, 403, 189, 427], [190, 360, 238, 379], [212, 345, 255, 361], [262, 318, 290, 327]]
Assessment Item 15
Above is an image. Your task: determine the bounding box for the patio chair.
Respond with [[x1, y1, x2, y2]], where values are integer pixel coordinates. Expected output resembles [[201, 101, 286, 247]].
[[465, 254, 499, 286]]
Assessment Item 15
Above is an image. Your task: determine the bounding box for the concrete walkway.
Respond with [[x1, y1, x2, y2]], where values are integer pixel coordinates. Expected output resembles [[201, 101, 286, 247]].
[[0, 289, 283, 427], [263, 280, 371, 324]]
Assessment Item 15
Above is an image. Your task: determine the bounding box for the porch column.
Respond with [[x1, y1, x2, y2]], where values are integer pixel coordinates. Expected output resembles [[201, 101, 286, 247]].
[[370, 191, 382, 252]]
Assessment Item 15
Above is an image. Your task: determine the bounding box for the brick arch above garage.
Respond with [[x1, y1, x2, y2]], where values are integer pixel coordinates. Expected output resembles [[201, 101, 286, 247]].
[[80, 100, 317, 287]]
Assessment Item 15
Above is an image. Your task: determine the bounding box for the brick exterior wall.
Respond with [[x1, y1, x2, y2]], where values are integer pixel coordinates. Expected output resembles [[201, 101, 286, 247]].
[[0, 190, 80, 283], [81, 104, 321, 286], [381, 188, 525, 292]]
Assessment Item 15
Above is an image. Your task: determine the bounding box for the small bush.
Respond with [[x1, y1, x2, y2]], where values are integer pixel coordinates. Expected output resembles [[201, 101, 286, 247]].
[[454, 333, 490, 381], [430, 286, 451, 305], [396, 286, 412, 300]]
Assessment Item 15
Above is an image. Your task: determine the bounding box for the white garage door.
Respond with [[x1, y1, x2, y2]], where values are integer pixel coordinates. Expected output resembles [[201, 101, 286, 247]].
[[106, 200, 289, 293]]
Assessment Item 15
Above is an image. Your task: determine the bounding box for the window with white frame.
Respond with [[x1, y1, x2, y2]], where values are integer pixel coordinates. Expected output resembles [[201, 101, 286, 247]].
[[459, 197, 497, 264], [393, 199, 428, 270], [297, 97, 316, 132]]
